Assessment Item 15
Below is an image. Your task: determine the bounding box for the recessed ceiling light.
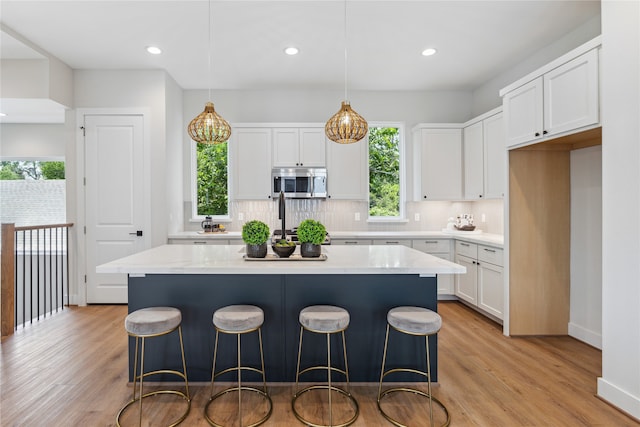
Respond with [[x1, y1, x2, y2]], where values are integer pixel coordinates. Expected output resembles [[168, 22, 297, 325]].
[[421, 48, 437, 57], [284, 47, 299, 56], [146, 46, 162, 55]]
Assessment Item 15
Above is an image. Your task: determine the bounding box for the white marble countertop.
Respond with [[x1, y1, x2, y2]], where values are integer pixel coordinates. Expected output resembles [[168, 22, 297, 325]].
[[168, 230, 504, 248], [96, 244, 466, 276]]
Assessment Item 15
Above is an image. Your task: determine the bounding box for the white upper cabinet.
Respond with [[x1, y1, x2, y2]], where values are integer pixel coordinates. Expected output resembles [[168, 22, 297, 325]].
[[502, 40, 600, 149], [463, 121, 484, 199], [483, 112, 506, 198], [543, 49, 599, 136], [230, 128, 273, 200], [326, 138, 368, 200], [273, 127, 326, 167], [414, 127, 462, 201]]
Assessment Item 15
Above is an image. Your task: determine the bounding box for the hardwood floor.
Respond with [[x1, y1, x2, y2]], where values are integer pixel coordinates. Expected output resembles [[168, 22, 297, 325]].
[[1, 302, 637, 426]]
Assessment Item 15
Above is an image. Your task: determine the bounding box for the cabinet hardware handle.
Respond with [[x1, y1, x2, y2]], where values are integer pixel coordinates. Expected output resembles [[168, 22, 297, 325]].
[[129, 230, 143, 236], [535, 132, 540, 137], [194, 241, 207, 245], [472, 260, 477, 264], [386, 241, 399, 244], [483, 248, 496, 253], [345, 241, 358, 244], [460, 243, 470, 247], [479, 194, 483, 198], [543, 130, 548, 135], [423, 195, 427, 199], [425, 240, 438, 244], [268, 195, 271, 198]]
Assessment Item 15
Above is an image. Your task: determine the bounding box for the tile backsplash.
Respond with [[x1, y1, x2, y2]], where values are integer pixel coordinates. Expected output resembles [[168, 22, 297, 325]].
[[185, 199, 504, 235]]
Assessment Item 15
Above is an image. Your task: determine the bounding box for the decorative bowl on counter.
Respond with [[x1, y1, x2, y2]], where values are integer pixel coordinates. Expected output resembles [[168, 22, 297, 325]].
[[272, 244, 296, 258], [454, 225, 476, 231]]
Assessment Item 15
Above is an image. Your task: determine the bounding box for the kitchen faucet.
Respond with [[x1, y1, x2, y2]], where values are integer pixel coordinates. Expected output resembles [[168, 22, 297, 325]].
[[278, 191, 286, 241]]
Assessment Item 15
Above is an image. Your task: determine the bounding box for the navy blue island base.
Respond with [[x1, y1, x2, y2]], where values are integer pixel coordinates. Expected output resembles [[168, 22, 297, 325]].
[[127, 273, 438, 383]]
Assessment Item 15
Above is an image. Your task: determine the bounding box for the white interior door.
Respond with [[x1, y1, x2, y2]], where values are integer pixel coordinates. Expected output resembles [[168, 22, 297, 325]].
[[84, 114, 147, 303]]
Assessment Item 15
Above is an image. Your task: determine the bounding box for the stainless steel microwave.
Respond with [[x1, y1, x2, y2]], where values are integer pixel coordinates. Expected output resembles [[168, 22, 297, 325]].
[[272, 167, 327, 199]]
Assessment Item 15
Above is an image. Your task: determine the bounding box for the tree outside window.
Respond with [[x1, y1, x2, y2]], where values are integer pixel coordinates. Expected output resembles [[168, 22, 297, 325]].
[[196, 143, 228, 216], [0, 161, 65, 180], [368, 127, 401, 218]]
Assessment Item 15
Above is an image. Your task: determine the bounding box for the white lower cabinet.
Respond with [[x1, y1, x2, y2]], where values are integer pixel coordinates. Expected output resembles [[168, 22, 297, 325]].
[[454, 241, 504, 321], [412, 239, 454, 296]]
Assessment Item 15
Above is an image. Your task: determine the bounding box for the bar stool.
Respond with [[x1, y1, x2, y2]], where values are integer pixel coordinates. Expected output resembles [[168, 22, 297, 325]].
[[204, 305, 272, 427], [377, 306, 450, 427], [292, 305, 359, 427], [116, 306, 191, 427]]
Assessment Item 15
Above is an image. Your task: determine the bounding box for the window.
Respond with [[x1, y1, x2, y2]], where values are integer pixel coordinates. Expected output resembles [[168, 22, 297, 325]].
[[368, 125, 405, 220], [192, 142, 229, 218], [0, 160, 66, 226]]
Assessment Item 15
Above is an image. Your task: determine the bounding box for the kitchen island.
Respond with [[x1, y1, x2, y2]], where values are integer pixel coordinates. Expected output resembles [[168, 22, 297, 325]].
[[97, 244, 465, 382]]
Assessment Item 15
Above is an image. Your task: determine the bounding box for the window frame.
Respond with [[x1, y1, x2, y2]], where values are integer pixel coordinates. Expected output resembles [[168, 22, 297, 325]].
[[190, 140, 231, 222], [366, 122, 407, 223]]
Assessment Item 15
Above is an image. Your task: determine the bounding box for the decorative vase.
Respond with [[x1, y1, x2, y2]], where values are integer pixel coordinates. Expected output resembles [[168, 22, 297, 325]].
[[300, 243, 321, 258], [246, 243, 267, 258]]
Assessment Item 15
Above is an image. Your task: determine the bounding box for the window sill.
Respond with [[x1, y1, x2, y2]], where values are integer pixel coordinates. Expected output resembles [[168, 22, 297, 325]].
[[366, 217, 409, 224]]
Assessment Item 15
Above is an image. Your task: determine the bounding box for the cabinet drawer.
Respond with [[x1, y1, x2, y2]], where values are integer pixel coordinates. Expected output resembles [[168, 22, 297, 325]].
[[372, 239, 412, 247], [478, 245, 504, 266], [331, 239, 372, 245], [412, 239, 451, 254], [455, 240, 478, 258]]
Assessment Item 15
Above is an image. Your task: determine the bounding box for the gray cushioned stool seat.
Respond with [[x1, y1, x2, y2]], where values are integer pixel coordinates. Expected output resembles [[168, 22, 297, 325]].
[[387, 306, 442, 335], [125, 306, 182, 336], [299, 305, 350, 332], [213, 304, 264, 332]]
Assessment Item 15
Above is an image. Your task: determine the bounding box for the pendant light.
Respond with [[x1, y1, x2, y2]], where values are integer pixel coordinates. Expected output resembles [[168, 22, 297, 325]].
[[325, 0, 368, 144], [188, 0, 231, 144]]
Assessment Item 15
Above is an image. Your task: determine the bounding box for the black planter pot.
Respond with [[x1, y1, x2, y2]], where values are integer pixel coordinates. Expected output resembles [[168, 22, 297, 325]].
[[246, 243, 267, 258], [300, 242, 321, 258]]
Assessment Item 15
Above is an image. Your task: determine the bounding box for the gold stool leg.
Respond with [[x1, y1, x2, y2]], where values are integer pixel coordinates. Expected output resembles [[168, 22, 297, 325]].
[[426, 335, 434, 427], [138, 337, 145, 427], [377, 324, 390, 402], [237, 332, 242, 427], [178, 326, 190, 401]]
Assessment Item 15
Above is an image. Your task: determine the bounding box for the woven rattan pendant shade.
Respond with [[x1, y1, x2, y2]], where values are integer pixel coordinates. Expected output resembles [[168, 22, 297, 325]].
[[325, 101, 368, 144], [188, 102, 231, 144]]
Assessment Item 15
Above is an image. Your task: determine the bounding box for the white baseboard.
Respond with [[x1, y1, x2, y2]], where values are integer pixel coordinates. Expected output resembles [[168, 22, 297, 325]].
[[597, 377, 640, 422], [568, 322, 602, 349]]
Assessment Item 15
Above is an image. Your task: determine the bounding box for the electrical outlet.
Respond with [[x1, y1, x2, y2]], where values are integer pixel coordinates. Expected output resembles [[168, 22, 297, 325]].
[[414, 213, 420, 221], [238, 212, 244, 221], [481, 213, 486, 223], [355, 212, 360, 221]]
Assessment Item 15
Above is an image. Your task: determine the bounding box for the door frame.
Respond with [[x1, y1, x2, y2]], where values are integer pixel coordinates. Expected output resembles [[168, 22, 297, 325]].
[[75, 108, 152, 306]]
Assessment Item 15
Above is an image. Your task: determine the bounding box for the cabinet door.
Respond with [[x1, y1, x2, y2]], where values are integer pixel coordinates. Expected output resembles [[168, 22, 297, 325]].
[[326, 138, 368, 200], [455, 254, 477, 305], [463, 121, 484, 199], [272, 128, 300, 167], [544, 49, 599, 137], [478, 261, 504, 319], [483, 112, 506, 198], [433, 252, 454, 295], [299, 128, 326, 167], [231, 128, 272, 200], [418, 128, 462, 200], [503, 77, 543, 147]]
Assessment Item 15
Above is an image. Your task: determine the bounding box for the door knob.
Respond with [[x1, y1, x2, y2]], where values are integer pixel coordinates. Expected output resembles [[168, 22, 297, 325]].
[[129, 230, 143, 236]]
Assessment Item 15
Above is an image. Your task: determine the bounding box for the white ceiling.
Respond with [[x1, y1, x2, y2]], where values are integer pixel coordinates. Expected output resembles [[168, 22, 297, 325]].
[[0, 0, 600, 121]]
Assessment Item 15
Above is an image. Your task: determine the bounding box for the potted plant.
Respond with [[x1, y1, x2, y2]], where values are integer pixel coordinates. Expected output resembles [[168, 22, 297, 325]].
[[242, 220, 270, 258], [296, 219, 326, 258]]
